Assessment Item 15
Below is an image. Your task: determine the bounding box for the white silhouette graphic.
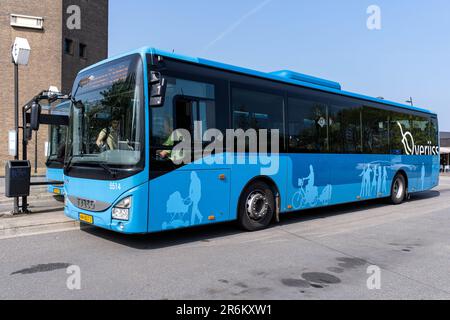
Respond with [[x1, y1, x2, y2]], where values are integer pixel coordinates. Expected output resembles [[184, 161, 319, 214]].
[[382, 167, 388, 194], [163, 172, 203, 230], [371, 167, 378, 195], [359, 165, 373, 197], [292, 165, 332, 209], [360, 163, 388, 198], [377, 166, 383, 195], [421, 164, 425, 190], [189, 171, 203, 225]]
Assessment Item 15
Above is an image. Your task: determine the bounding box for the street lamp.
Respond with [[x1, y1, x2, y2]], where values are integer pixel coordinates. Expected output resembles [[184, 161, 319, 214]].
[[406, 96, 414, 107], [11, 37, 31, 214], [11, 37, 31, 159]]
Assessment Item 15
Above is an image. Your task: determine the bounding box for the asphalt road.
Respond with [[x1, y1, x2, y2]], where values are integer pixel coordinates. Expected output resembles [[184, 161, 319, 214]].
[[1, 176, 450, 300]]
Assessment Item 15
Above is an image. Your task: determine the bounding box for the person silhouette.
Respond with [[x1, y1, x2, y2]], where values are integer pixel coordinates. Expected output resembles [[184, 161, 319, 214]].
[[305, 165, 315, 189], [421, 164, 425, 190], [360, 165, 373, 198], [382, 167, 388, 194], [365, 165, 373, 197], [359, 166, 368, 197], [371, 165, 378, 196], [377, 166, 383, 195], [189, 171, 203, 225]]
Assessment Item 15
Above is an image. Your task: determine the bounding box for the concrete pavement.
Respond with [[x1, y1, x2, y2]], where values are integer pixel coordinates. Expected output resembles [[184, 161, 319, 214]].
[[0, 178, 77, 239], [0, 176, 449, 299]]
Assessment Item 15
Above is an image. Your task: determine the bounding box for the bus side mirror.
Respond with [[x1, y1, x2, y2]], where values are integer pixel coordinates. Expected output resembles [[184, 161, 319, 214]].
[[30, 102, 41, 131], [149, 71, 167, 107]]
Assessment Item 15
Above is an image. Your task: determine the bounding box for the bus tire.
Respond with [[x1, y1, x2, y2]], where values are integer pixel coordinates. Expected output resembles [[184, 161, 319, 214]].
[[390, 173, 406, 205], [238, 181, 275, 231]]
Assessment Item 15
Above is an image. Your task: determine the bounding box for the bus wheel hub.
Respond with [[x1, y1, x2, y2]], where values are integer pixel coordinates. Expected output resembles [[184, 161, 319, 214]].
[[246, 192, 269, 220]]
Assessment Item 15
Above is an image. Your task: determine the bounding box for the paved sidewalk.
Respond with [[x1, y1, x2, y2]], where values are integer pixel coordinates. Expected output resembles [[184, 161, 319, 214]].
[[0, 211, 80, 240], [0, 178, 79, 239]]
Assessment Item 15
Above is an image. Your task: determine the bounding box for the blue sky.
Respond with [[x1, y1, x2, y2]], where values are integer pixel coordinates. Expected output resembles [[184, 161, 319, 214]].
[[109, 0, 450, 131]]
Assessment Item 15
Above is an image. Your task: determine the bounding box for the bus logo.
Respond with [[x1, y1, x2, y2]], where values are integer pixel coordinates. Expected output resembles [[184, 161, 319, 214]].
[[77, 198, 96, 211], [397, 122, 439, 156], [397, 122, 415, 155]]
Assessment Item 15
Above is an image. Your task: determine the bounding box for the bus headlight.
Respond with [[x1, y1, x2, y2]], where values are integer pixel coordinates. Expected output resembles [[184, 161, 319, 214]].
[[112, 196, 132, 221]]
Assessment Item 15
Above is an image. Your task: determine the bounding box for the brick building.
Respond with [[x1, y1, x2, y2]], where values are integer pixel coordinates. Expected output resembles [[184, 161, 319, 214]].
[[0, 0, 108, 173], [441, 132, 450, 148]]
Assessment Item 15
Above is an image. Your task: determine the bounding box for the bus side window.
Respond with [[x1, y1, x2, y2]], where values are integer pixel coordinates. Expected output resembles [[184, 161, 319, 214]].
[[390, 112, 411, 155], [412, 115, 430, 147], [231, 87, 284, 153], [362, 107, 389, 154], [151, 77, 216, 168], [173, 96, 216, 163], [328, 104, 362, 154], [287, 97, 328, 153], [430, 118, 439, 147]]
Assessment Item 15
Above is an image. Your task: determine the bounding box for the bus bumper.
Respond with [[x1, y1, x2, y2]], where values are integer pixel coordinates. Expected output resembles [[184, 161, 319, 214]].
[[48, 185, 65, 195], [64, 182, 149, 234]]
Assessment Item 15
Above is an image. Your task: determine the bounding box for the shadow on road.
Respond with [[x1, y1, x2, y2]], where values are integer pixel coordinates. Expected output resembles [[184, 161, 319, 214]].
[[81, 190, 441, 250]]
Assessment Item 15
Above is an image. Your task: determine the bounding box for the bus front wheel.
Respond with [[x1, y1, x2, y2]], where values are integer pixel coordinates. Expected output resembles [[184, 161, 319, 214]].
[[238, 181, 275, 231], [390, 174, 407, 205]]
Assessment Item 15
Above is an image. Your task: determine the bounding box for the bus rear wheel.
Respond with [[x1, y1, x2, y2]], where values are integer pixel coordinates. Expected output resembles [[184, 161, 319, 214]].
[[390, 174, 407, 205], [238, 181, 275, 231]]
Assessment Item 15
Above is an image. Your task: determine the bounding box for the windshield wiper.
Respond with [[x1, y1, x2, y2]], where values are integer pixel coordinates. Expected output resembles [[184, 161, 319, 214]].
[[98, 162, 118, 179], [65, 156, 118, 178], [65, 154, 98, 173]]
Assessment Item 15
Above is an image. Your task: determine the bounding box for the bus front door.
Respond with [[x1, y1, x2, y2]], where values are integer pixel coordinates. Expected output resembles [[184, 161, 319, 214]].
[[148, 96, 231, 232]]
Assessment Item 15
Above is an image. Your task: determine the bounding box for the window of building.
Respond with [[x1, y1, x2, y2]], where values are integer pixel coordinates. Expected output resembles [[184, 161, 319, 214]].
[[79, 43, 87, 59], [64, 39, 74, 55], [288, 96, 328, 153], [10, 14, 44, 30]]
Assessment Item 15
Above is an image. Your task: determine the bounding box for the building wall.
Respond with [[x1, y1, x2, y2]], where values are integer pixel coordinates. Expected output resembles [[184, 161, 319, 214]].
[[0, 0, 63, 172], [62, 0, 109, 93], [442, 139, 450, 148], [440, 132, 450, 148], [0, 0, 108, 174]]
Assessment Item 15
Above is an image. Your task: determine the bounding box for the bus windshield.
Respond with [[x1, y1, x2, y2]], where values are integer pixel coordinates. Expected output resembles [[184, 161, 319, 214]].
[[48, 124, 67, 165], [47, 102, 70, 167], [66, 55, 144, 171]]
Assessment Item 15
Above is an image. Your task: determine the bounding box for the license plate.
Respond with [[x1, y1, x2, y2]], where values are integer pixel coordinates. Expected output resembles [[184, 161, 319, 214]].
[[79, 213, 94, 224]]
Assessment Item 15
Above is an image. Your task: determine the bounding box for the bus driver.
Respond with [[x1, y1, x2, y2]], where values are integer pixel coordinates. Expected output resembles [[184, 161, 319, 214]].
[[96, 119, 120, 151]]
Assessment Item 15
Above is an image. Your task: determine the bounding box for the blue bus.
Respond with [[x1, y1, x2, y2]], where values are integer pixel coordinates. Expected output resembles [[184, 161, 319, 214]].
[[46, 101, 70, 195], [63, 47, 440, 234]]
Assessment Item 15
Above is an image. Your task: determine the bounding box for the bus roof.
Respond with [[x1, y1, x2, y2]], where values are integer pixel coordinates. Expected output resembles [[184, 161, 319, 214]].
[[79, 47, 436, 116]]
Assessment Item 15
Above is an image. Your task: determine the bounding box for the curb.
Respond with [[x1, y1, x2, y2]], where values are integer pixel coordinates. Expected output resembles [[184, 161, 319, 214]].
[[0, 212, 82, 240]]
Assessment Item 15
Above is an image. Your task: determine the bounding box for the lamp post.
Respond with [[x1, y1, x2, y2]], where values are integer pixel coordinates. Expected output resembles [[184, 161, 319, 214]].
[[11, 37, 31, 214], [406, 97, 414, 107]]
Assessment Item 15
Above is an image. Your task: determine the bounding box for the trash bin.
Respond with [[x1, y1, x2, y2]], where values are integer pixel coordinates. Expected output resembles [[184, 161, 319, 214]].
[[5, 160, 31, 198]]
